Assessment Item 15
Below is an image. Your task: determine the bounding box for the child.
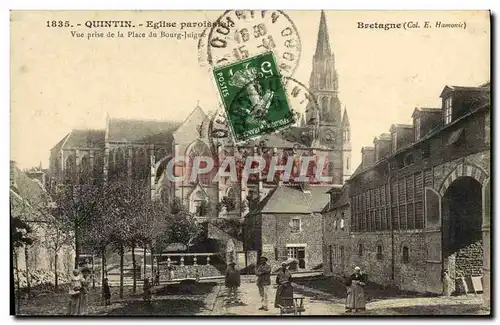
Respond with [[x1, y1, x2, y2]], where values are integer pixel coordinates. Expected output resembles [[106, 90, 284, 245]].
[[143, 278, 152, 303], [102, 278, 111, 306]]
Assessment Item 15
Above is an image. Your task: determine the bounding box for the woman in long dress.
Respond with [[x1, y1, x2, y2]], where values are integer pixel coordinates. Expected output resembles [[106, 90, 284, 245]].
[[79, 267, 91, 315], [68, 269, 82, 315], [345, 266, 367, 313], [274, 262, 293, 309]]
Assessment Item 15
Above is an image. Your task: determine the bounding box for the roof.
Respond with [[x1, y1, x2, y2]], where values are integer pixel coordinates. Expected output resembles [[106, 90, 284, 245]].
[[390, 124, 413, 131], [108, 118, 180, 144], [63, 129, 105, 149], [315, 10, 332, 57], [332, 185, 350, 208], [51, 133, 70, 152], [246, 132, 308, 149], [10, 163, 49, 217], [411, 107, 442, 118], [440, 85, 490, 98], [374, 133, 391, 142], [255, 185, 330, 214]]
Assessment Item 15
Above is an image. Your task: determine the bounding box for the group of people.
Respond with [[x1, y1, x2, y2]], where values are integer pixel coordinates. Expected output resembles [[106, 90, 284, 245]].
[[68, 267, 97, 315], [225, 257, 367, 314]]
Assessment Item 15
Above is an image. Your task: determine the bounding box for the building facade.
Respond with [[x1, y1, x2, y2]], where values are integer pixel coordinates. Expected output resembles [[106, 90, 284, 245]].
[[323, 82, 490, 307]]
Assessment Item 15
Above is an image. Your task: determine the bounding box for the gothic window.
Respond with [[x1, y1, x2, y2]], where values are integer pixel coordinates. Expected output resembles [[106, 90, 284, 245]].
[[186, 140, 212, 184], [134, 147, 149, 181], [114, 147, 127, 179], [93, 153, 103, 185], [79, 155, 91, 184], [64, 154, 76, 184]]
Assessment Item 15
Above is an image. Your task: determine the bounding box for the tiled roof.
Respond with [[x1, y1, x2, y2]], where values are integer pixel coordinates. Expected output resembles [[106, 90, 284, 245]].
[[332, 185, 350, 208], [108, 118, 180, 144], [51, 133, 70, 152], [64, 129, 105, 149], [256, 185, 330, 214]]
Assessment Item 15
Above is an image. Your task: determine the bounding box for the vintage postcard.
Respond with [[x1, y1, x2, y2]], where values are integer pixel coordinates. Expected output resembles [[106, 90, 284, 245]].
[[10, 10, 491, 316]]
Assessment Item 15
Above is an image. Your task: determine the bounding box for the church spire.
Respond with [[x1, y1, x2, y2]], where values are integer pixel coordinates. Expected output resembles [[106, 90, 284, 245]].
[[342, 106, 350, 127], [315, 10, 331, 58], [306, 10, 342, 128]]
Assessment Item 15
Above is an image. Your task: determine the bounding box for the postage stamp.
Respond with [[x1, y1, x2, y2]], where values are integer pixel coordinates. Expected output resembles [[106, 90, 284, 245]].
[[199, 10, 301, 78], [213, 51, 296, 143]]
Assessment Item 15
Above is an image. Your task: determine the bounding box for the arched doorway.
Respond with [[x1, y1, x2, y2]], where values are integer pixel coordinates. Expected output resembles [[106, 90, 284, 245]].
[[442, 176, 483, 294]]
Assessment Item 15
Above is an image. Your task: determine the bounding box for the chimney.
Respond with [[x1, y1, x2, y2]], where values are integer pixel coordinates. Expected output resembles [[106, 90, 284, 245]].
[[361, 147, 376, 169]]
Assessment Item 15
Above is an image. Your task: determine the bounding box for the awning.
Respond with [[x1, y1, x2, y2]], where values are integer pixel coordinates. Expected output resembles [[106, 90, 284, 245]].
[[446, 128, 464, 146]]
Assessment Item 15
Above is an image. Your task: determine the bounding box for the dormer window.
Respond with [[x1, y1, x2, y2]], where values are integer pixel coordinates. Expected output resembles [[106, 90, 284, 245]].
[[392, 132, 397, 153], [415, 117, 421, 140], [444, 97, 453, 125]]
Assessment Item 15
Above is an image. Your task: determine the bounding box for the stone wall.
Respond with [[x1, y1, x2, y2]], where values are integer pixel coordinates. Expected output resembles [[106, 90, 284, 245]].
[[455, 240, 483, 277]]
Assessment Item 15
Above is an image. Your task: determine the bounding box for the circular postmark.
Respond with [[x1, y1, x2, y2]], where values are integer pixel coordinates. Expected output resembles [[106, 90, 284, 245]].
[[227, 75, 319, 145], [200, 10, 302, 78]]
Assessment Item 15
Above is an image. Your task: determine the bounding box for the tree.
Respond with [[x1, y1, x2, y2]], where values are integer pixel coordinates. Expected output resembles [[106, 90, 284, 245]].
[[41, 216, 72, 288], [52, 184, 103, 268], [11, 216, 34, 313]]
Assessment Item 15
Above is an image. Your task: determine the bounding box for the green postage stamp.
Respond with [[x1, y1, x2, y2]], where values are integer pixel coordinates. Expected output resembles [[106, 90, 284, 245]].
[[213, 52, 296, 143]]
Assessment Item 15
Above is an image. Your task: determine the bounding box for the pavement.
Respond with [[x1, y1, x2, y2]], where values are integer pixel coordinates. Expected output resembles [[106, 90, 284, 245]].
[[211, 281, 488, 316]]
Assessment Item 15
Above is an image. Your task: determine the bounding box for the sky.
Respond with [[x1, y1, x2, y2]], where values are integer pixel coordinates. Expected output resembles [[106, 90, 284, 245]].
[[10, 10, 490, 171]]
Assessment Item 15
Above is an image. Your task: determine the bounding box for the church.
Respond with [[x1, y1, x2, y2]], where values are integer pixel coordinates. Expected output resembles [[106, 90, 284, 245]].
[[48, 11, 351, 271]]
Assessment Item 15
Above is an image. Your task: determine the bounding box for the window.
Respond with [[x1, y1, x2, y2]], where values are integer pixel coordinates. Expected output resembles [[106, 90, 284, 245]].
[[358, 243, 363, 256], [346, 157, 350, 170], [291, 218, 301, 233], [444, 97, 453, 124], [415, 117, 421, 140], [333, 219, 337, 230], [404, 153, 414, 167], [392, 132, 397, 153], [403, 246, 409, 263], [340, 213, 345, 230], [343, 129, 349, 141], [287, 246, 306, 268], [376, 245, 383, 260]]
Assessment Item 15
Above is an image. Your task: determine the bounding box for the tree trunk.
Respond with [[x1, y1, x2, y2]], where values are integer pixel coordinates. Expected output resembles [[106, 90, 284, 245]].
[[54, 251, 59, 288], [143, 246, 146, 280], [132, 244, 136, 293], [74, 223, 80, 269], [101, 247, 106, 305], [119, 244, 124, 298], [91, 255, 95, 289], [24, 246, 31, 297], [150, 244, 154, 279]]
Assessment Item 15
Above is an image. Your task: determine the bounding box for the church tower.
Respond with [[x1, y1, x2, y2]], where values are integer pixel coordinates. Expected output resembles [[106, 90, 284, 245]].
[[341, 107, 352, 183], [306, 10, 343, 149]]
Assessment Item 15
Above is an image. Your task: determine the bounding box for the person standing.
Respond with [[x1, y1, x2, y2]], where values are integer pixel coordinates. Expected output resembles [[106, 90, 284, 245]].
[[143, 278, 152, 303], [274, 262, 293, 309], [102, 278, 111, 306], [68, 269, 82, 315], [79, 267, 91, 315], [225, 261, 241, 303], [345, 266, 367, 313], [255, 256, 271, 311]]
